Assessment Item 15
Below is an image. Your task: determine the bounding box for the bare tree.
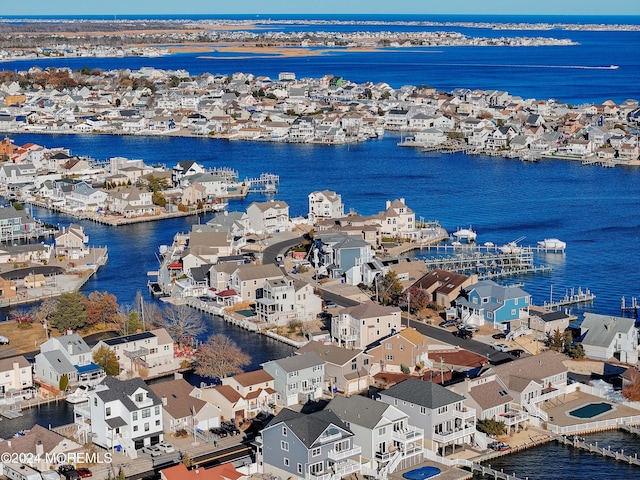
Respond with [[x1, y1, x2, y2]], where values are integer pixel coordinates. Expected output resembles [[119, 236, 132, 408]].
[[156, 303, 205, 347], [194, 334, 251, 380]]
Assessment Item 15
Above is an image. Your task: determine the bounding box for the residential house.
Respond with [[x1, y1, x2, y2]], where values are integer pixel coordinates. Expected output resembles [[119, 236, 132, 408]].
[[377, 378, 477, 456], [521, 306, 575, 340], [0, 277, 17, 300], [375, 199, 416, 239], [455, 280, 530, 328], [449, 374, 528, 435], [0, 355, 33, 401], [314, 233, 373, 284], [149, 378, 220, 432], [75, 376, 164, 458], [409, 269, 477, 307], [257, 408, 361, 480], [0, 205, 37, 241], [262, 352, 325, 406], [332, 302, 401, 349], [35, 333, 105, 389], [172, 160, 206, 187], [308, 190, 344, 223], [486, 350, 568, 421], [106, 186, 156, 218], [54, 223, 89, 257], [229, 263, 285, 302], [366, 327, 430, 374], [255, 276, 322, 326], [580, 313, 638, 364], [328, 395, 424, 476], [296, 341, 372, 395], [91, 328, 174, 375], [246, 200, 291, 234]]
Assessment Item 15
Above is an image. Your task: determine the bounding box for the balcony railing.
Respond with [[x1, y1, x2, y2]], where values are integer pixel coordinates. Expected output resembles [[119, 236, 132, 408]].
[[392, 425, 424, 443], [497, 410, 529, 425], [453, 407, 476, 420], [327, 444, 362, 461], [375, 450, 395, 463], [433, 424, 475, 444]]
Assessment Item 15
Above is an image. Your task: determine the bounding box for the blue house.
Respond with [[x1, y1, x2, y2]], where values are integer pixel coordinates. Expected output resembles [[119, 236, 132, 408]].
[[455, 279, 530, 328], [314, 233, 372, 284]]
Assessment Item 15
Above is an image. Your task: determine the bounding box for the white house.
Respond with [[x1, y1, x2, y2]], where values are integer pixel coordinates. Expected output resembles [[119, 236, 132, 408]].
[[246, 200, 291, 234], [580, 313, 638, 364], [332, 302, 402, 349], [0, 355, 33, 402], [308, 190, 344, 223]]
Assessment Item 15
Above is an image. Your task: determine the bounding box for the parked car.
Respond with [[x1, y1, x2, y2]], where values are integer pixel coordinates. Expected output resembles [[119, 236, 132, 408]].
[[492, 332, 507, 340], [488, 441, 510, 452], [57, 466, 79, 480], [76, 468, 92, 478], [459, 324, 479, 333], [0, 335, 9, 345], [141, 445, 163, 457], [439, 319, 459, 328], [221, 421, 241, 436], [156, 441, 175, 453], [210, 427, 228, 438], [453, 329, 473, 339], [508, 349, 525, 357], [492, 343, 510, 352]]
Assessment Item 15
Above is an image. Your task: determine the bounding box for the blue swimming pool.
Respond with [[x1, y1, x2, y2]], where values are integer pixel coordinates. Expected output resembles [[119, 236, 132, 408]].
[[403, 466, 441, 480], [568, 402, 614, 419]]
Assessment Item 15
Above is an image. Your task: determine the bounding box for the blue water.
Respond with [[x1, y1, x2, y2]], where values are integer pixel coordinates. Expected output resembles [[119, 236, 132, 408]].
[[0, 17, 639, 475]]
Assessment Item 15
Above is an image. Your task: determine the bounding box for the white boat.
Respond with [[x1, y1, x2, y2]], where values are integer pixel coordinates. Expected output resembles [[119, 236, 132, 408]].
[[210, 202, 228, 212], [66, 384, 95, 404], [500, 242, 523, 254], [537, 238, 567, 251], [483, 242, 495, 247], [453, 226, 477, 242]]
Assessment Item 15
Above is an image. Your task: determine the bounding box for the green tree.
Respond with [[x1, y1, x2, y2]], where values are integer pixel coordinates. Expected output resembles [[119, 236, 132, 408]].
[[50, 292, 87, 331], [59, 373, 69, 392], [152, 191, 167, 207], [12, 202, 24, 210], [476, 418, 507, 436], [93, 345, 120, 376], [378, 271, 403, 305], [568, 343, 585, 359], [547, 328, 565, 352]]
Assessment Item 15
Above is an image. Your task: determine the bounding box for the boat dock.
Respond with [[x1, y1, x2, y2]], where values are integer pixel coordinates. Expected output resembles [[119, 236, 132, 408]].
[[246, 173, 280, 194], [557, 435, 640, 467], [621, 296, 638, 315], [542, 287, 596, 309], [422, 248, 552, 279]]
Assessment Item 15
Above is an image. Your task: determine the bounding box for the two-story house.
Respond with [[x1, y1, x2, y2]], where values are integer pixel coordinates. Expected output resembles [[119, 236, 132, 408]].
[[375, 199, 416, 240], [455, 279, 530, 328], [580, 313, 638, 364], [0, 355, 33, 402], [366, 327, 430, 374], [332, 302, 401, 349], [377, 378, 477, 456], [229, 263, 285, 302], [308, 190, 345, 224], [262, 353, 325, 406], [0, 205, 38, 241], [91, 328, 174, 375], [328, 395, 424, 476], [257, 408, 362, 480], [54, 223, 89, 258], [410, 269, 477, 307], [314, 233, 373, 284], [296, 341, 372, 395], [106, 186, 156, 218], [74, 376, 164, 458], [256, 276, 324, 326], [246, 200, 292, 234], [35, 334, 105, 389]]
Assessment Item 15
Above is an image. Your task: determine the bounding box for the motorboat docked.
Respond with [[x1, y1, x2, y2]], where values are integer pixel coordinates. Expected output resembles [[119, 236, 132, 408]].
[[66, 384, 95, 404], [500, 236, 525, 254], [453, 226, 477, 243], [537, 238, 566, 252]]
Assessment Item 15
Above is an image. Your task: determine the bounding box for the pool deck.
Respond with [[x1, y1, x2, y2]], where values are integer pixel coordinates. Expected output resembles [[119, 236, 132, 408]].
[[390, 462, 472, 480], [541, 391, 640, 428]]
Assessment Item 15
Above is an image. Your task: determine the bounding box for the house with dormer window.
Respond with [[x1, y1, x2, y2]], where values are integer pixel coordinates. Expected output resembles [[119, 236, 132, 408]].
[[74, 376, 164, 458], [256, 408, 362, 480], [262, 352, 325, 406]]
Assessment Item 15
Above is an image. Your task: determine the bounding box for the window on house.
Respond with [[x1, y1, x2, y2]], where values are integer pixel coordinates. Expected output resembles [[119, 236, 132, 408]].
[[106, 407, 111, 416], [133, 425, 138, 432], [142, 408, 150, 418], [312, 447, 321, 457], [144, 423, 149, 432], [135, 393, 144, 402], [281, 441, 289, 451], [420, 406, 426, 414], [386, 354, 393, 361], [284, 458, 289, 467], [155, 419, 160, 426], [364, 358, 369, 365], [282, 426, 287, 436], [132, 412, 138, 421], [155, 406, 160, 415], [511, 309, 516, 315], [399, 345, 404, 351], [385, 343, 392, 350]]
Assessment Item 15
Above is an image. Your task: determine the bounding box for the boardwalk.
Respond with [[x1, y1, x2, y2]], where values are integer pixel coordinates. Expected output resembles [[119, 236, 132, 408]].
[[557, 435, 640, 466]]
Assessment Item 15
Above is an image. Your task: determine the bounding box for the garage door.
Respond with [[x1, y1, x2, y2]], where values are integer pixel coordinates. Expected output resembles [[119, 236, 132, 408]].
[[150, 435, 160, 445], [134, 439, 145, 450]]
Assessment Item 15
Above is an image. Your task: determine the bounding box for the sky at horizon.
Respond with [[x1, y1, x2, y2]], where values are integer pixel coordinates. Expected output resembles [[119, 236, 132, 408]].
[[3, 0, 640, 16]]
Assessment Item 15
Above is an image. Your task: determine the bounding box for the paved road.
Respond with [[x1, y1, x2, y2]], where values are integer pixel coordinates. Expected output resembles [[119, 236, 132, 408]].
[[262, 234, 305, 265]]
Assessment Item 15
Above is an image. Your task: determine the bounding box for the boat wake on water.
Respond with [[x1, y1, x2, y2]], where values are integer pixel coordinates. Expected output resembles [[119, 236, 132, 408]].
[[431, 63, 619, 70]]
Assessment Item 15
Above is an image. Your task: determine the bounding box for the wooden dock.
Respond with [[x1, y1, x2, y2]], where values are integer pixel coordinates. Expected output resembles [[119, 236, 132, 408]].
[[542, 287, 596, 309], [557, 435, 640, 466]]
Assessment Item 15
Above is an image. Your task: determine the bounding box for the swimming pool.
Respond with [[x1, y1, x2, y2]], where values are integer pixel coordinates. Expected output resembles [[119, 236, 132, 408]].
[[568, 402, 614, 419], [402, 466, 441, 480]]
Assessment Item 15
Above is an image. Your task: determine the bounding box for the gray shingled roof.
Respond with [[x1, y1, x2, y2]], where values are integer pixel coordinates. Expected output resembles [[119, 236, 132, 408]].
[[96, 376, 161, 412], [267, 408, 352, 448], [381, 378, 465, 409], [581, 313, 635, 348], [271, 352, 324, 373], [296, 341, 363, 367], [327, 395, 390, 430]]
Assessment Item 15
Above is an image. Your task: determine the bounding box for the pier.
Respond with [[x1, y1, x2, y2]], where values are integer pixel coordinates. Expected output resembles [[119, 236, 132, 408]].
[[542, 287, 596, 309], [621, 296, 638, 315], [246, 173, 280, 194], [557, 435, 640, 467]]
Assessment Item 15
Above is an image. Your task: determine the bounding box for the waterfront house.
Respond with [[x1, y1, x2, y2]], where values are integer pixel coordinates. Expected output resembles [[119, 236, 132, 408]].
[[296, 341, 372, 395], [246, 200, 292, 234], [0, 355, 33, 402], [308, 190, 344, 223], [455, 279, 530, 328], [0, 204, 37, 242], [365, 327, 430, 374], [256, 408, 362, 480], [0, 162, 37, 186], [449, 374, 528, 435], [229, 263, 285, 302], [409, 269, 477, 307], [377, 378, 477, 456], [74, 376, 164, 458], [327, 394, 424, 476], [255, 276, 323, 326], [0, 276, 17, 300], [171, 160, 206, 187], [64, 182, 109, 211], [521, 306, 575, 339], [149, 378, 221, 433], [54, 223, 89, 258], [262, 352, 325, 406], [580, 313, 639, 364], [35, 333, 105, 389], [332, 302, 402, 349], [106, 186, 156, 218], [91, 328, 174, 376], [485, 350, 568, 421], [375, 198, 417, 240], [0, 424, 82, 473]]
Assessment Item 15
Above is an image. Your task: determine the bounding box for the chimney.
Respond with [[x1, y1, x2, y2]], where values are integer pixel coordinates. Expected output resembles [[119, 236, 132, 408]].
[[67, 341, 73, 355], [162, 395, 167, 406], [385, 200, 391, 209], [36, 440, 44, 456], [400, 197, 405, 204], [7, 440, 11, 447]]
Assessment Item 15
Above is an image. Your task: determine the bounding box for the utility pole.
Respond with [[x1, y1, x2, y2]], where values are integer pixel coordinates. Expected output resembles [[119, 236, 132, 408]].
[[407, 290, 411, 328]]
